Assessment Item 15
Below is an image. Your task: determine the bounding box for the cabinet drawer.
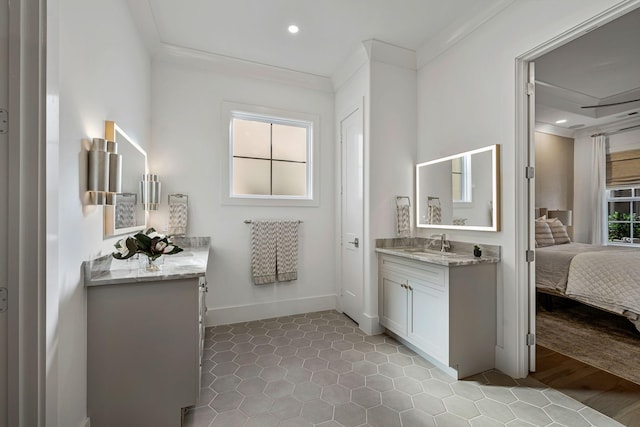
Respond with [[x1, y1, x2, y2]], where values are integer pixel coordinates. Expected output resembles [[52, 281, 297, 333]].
[[380, 255, 446, 286]]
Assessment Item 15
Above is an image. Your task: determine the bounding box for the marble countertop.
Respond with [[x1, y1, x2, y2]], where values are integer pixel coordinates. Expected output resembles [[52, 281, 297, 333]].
[[84, 238, 210, 287], [375, 247, 499, 266], [375, 238, 500, 266]]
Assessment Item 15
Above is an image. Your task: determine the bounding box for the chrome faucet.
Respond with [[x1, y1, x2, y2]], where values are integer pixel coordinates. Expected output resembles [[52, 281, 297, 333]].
[[429, 233, 451, 252]]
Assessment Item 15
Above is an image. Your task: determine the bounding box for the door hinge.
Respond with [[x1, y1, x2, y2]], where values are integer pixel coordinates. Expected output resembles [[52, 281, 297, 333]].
[[525, 166, 535, 179], [526, 82, 535, 96], [0, 109, 8, 134], [526, 333, 536, 346], [526, 250, 535, 262], [0, 288, 7, 312]]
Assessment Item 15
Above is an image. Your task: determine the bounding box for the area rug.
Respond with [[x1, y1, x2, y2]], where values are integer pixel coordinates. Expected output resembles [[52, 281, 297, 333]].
[[537, 298, 640, 385]]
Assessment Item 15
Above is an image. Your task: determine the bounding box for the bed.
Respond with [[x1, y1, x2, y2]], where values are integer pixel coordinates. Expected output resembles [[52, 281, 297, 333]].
[[536, 242, 640, 332]]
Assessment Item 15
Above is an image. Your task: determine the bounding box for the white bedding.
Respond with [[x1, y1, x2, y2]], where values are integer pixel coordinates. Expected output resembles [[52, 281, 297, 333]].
[[535, 243, 620, 293], [536, 242, 640, 320], [567, 249, 640, 315]]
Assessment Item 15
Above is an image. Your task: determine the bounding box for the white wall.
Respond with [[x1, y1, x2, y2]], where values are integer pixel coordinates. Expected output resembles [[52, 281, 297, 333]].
[[57, 1, 150, 425], [149, 53, 335, 325], [573, 127, 640, 243], [416, 0, 625, 377], [333, 42, 416, 334], [535, 132, 574, 213], [368, 58, 417, 329]]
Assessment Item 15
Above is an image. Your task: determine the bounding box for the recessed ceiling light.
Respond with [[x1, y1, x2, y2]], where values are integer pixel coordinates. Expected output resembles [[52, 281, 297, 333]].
[[555, 119, 567, 124], [288, 24, 299, 34]]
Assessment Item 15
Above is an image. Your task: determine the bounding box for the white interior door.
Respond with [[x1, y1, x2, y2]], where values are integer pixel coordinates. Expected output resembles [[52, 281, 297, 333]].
[[0, 0, 9, 423], [340, 105, 364, 324]]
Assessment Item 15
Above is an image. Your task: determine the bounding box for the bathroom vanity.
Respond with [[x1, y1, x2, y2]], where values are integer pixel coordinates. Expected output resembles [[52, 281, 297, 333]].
[[376, 239, 499, 379], [84, 238, 210, 427]]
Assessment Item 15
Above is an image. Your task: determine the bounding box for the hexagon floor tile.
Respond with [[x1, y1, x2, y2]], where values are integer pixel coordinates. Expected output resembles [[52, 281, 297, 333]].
[[184, 310, 622, 427]]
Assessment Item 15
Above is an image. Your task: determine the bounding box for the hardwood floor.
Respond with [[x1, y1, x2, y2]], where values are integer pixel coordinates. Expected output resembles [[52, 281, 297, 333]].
[[532, 345, 640, 426]]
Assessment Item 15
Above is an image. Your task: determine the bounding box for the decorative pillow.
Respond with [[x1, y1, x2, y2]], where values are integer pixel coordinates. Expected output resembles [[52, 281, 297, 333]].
[[535, 221, 555, 247], [548, 218, 571, 244]]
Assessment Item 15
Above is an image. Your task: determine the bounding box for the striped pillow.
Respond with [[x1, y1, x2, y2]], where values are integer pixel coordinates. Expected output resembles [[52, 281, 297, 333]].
[[535, 221, 555, 247], [548, 218, 571, 244]]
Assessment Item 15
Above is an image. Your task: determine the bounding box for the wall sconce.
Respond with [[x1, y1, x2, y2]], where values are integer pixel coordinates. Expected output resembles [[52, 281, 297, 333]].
[[140, 173, 161, 211], [547, 209, 572, 226], [88, 138, 121, 205]]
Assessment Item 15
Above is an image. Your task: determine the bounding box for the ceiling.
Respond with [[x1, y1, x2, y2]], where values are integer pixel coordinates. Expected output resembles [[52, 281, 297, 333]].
[[535, 7, 640, 133], [132, 0, 510, 77], [129, 1, 640, 133]]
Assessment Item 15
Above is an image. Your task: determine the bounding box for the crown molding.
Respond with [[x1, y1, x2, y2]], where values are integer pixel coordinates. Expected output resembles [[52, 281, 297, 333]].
[[573, 116, 640, 139], [331, 39, 417, 91], [331, 44, 369, 91], [154, 43, 334, 93], [535, 123, 576, 138], [126, 0, 161, 55], [417, 0, 515, 69], [363, 39, 416, 70]]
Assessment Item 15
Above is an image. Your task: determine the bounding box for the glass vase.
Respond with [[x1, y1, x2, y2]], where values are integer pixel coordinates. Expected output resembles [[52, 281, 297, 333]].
[[139, 254, 164, 272]]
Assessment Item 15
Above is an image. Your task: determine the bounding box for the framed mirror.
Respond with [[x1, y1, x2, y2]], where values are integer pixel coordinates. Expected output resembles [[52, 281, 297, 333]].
[[104, 121, 147, 237], [416, 144, 500, 231]]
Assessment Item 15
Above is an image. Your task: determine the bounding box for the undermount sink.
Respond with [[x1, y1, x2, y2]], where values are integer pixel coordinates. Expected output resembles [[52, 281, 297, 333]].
[[403, 248, 457, 256]]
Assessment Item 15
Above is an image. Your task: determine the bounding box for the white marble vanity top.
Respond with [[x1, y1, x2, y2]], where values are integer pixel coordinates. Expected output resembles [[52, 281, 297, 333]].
[[375, 247, 499, 266], [84, 237, 210, 287], [375, 238, 500, 266]]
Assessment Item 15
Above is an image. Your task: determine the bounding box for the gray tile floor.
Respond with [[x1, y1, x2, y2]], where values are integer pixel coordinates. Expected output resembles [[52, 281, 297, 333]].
[[184, 310, 622, 427]]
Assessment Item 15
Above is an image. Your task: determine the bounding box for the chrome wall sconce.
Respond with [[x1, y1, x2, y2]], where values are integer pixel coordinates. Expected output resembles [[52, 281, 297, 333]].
[[88, 138, 122, 205], [140, 173, 161, 211]]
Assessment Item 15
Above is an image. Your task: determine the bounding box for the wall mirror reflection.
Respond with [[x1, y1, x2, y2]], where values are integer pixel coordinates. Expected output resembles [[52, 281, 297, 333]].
[[416, 144, 501, 231], [104, 121, 147, 237]]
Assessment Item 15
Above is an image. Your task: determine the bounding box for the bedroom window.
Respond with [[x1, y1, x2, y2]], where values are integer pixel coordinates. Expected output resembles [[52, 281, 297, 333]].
[[606, 187, 640, 245]]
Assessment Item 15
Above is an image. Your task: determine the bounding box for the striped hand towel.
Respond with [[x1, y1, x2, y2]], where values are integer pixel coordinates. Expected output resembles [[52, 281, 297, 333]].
[[251, 220, 277, 284], [276, 221, 298, 282]]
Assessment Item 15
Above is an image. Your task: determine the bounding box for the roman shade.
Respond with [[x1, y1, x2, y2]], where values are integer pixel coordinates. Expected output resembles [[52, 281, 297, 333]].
[[607, 148, 640, 187]]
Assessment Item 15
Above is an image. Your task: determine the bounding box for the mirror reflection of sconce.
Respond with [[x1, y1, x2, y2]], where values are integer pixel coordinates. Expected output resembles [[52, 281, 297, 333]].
[[88, 138, 122, 205], [140, 173, 161, 211]]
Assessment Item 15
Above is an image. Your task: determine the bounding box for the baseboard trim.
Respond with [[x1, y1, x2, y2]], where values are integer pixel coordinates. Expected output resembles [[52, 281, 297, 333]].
[[207, 294, 337, 326], [360, 313, 384, 335], [79, 417, 90, 427]]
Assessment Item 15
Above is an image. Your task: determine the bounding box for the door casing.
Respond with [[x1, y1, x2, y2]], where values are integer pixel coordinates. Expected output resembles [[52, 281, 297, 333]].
[[514, 0, 640, 376]]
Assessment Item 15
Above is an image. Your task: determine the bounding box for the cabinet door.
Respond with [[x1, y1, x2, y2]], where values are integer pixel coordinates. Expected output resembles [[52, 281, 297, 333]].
[[408, 280, 448, 364], [380, 272, 408, 337]]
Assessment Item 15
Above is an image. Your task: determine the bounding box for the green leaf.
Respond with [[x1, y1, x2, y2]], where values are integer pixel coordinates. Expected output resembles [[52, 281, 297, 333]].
[[166, 246, 183, 255], [135, 233, 152, 251], [112, 251, 135, 260], [125, 237, 138, 253]]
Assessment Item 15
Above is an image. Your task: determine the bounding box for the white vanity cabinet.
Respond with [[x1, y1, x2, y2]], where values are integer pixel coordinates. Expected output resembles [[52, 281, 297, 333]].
[[87, 274, 207, 427], [379, 253, 496, 379]]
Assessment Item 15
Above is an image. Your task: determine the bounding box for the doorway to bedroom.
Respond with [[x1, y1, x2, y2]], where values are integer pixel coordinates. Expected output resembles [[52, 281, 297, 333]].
[[520, 3, 640, 424]]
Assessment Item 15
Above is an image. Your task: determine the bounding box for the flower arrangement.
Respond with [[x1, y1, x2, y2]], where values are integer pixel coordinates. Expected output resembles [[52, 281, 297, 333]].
[[113, 228, 183, 261]]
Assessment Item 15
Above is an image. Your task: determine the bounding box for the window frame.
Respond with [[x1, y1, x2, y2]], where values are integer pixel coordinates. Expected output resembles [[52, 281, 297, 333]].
[[606, 185, 640, 247], [221, 101, 320, 207], [452, 154, 472, 204]]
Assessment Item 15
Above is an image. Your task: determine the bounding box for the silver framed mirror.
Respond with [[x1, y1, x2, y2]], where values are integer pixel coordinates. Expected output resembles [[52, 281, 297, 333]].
[[416, 144, 501, 231], [103, 121, 147, 237]]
